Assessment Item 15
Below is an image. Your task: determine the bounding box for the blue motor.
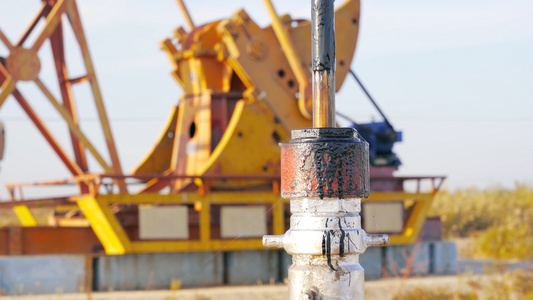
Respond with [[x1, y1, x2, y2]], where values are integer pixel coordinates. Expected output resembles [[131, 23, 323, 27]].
[[340, 70, 402, 167], [349, 121, 402, 167]]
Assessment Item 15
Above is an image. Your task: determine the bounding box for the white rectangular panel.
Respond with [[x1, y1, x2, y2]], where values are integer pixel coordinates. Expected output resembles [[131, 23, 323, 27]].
[[139, 205, 189, 240], [221, 206, 267, 238], [363, 202, 404, 233]]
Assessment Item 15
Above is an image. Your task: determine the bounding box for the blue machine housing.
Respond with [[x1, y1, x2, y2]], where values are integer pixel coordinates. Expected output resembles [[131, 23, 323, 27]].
[[349, 121, 402, 167]]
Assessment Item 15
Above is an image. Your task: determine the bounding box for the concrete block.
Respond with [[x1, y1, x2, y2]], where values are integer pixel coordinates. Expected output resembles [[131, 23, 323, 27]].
[[221, 206, 267, 238], [225, 250, 279, 285], [95, 252, 223, 291], [139, 205, 189, 240], [430, 240, 457, 275], [385, 243, 430, 276], [0, 255, 86, 295], [360, 247, 383, 279]]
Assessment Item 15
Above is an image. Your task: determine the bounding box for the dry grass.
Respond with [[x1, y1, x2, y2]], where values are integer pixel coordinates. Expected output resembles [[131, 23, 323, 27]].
[[393, 288, 478, 300], [429, 185, 533, 259], [392, 268, 533, 300]]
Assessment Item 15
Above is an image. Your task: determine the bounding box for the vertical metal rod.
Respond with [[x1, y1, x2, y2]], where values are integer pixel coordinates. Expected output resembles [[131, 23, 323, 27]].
[[176, 0, 195, 30], [312, 0, 336, 128], [349, 70, 395, 131]]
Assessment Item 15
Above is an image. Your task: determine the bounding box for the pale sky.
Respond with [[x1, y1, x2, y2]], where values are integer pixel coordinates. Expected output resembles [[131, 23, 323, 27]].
[[0, 0, 532, 199]]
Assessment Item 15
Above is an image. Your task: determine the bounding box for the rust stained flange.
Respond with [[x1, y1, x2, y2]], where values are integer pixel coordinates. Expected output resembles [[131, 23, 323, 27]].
[[281, 127, 369, 199], [6, 47, 41, 81]]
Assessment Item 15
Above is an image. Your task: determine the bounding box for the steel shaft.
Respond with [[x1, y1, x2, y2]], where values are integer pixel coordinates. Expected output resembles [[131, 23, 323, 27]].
[[312, 0, 336, 128]]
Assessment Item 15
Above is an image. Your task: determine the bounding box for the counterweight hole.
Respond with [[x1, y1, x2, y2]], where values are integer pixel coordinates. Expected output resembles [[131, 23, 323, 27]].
[[189, 122, 196, 138], [288, 80, 295, 88]]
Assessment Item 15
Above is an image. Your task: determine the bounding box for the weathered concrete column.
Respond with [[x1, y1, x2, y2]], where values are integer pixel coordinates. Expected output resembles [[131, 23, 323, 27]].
[[263, 1, 389, 299]]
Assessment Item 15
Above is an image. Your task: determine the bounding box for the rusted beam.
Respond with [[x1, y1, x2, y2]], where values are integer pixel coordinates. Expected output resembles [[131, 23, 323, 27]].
[[68, 75, 89, 84], [35, 78, 114, 173], [104, 173, 281, 180], [50, 20, 89, 193], [8, 227, 23, 255], [64, 0, 127, 193], [0, 227, 102, 255], [50, 21, 89, 173], [0, 72, 84, 176], [0, 197, 72, 209], [0, 29, 14, 50], [30, 0, 66, 52], [1, 0, 127, 193], [16, 2, 51, 47]]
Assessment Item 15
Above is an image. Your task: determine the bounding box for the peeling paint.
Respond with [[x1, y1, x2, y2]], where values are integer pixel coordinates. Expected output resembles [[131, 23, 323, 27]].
[[281, 128, 369, 199]]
